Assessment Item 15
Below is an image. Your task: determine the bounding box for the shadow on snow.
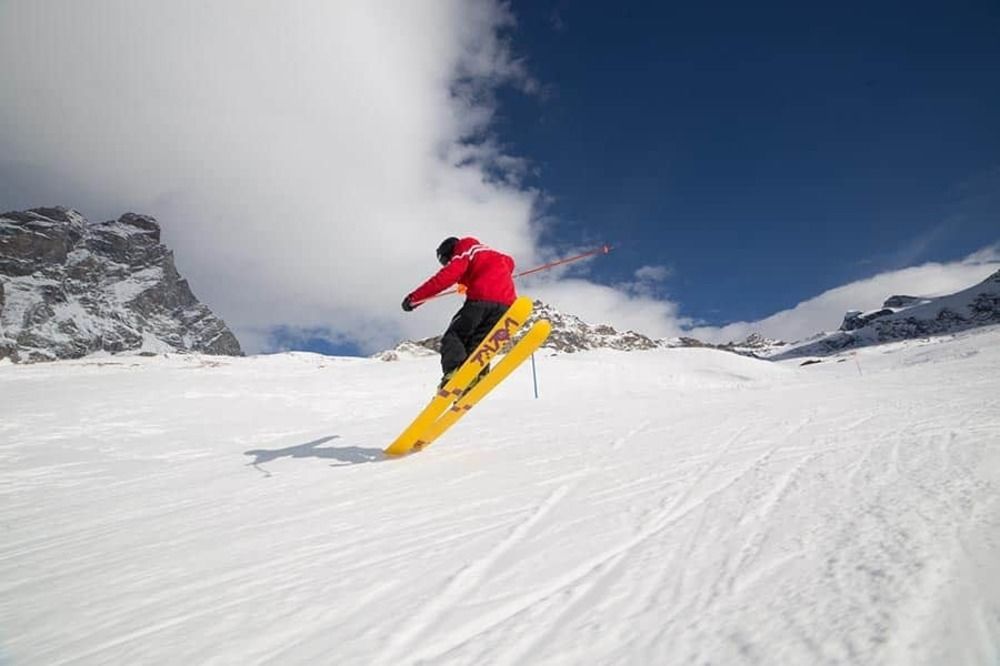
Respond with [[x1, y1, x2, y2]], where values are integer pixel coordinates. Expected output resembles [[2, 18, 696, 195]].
[[244, 435, 387, 475]]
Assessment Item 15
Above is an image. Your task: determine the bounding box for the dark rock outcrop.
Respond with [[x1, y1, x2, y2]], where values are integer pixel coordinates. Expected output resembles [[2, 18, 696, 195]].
[[0, 207, 242, 363], [883, 295, 922, 309], [840, 308, 893, 332]]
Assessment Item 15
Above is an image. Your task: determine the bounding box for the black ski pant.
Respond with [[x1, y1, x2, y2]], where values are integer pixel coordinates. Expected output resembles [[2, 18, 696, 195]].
[[440, 300, 510, 375]]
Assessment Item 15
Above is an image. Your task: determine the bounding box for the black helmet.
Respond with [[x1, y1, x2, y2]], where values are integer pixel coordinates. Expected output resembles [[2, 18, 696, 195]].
[[436, 237, 459, 265]]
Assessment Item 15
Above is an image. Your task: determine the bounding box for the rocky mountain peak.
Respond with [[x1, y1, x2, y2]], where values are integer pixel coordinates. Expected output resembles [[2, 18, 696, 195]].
[[0, 206, 242, 363], [376, 300, 667, 361], [524, 300, 662, 353], [713, 332, 788, 356]]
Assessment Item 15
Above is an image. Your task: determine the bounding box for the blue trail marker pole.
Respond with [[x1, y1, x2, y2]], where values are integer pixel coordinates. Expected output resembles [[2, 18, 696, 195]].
[[531, 353, 539, 399]]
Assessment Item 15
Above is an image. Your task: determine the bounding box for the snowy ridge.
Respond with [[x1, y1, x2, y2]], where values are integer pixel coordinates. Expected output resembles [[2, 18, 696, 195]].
[[1, 325, 998, 664], [665, 332, 789, 357], [377, 300, 665, 360], [0, 207, 242, 362], [378, 302, 791, 361], [525, 300, 662, 352], [380, 270, 999, 365], [774, 268, 1000, 359], [371, 341, 439, 362]]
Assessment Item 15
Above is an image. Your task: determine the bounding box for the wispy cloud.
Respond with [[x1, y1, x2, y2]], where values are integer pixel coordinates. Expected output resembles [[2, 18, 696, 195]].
[[533, 278, 692, 338], [550, 9, 567, 33], [609, 264, 676, 300], [633, 265, 674, 283], [690, 246, 1000, 344], [962, 243, 1000, 264]]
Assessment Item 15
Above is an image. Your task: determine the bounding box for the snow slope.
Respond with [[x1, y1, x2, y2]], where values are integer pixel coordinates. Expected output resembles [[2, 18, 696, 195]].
[[1, 327, 999, 665]]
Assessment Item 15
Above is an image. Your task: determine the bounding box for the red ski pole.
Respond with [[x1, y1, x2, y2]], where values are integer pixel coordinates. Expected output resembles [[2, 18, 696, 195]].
[[412, 244, 612, 305], [514, 244, 612, 279]]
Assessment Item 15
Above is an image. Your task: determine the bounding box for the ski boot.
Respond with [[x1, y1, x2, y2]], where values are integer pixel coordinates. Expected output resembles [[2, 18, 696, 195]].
[[438, 369, 456, 390], [463, 365, 490, 395]]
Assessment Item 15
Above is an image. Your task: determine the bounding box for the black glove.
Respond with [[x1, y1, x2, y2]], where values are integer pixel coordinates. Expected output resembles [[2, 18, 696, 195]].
[[401, 296, 416, 312]]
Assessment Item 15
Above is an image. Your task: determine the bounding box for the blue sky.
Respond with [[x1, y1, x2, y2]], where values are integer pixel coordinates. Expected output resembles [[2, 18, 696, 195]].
[[497, 0, 1000, 325], [1, 1, 997, 355]]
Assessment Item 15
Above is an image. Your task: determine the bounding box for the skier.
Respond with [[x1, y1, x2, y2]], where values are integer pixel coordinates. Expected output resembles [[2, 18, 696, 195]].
[[402, 237, 517, 387]]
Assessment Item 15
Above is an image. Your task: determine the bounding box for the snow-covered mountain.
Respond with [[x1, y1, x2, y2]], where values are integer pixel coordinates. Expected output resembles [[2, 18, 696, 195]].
[[526, 300, 663, 352], [376, 299, 663, 360], [666, 331, 789, 357], [774, 268, 1000, 359], [371, 340, 440, 362], [0, 207, 242, 362], [378, 300, 789, 362], [379, 269, 1000, 367]]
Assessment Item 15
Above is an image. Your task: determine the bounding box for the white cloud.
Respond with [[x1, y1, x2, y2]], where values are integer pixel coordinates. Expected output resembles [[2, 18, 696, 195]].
[[963, 243, 1000, 265], [691, 248, 1000, 344], [530, 277, 691, 338], [633, 265, 674, 283], [0, 0, 541, 353]]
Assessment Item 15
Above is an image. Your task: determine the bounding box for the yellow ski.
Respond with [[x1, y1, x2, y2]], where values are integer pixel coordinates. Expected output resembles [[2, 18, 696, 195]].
[[384, 296, 533, 456], [410, 319, 552, 453]]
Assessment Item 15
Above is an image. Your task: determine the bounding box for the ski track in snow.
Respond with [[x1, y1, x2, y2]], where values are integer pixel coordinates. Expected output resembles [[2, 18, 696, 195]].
[[378, 484, 574, 665], [1, 330, 999, 664], [610, 419, 652, 451]]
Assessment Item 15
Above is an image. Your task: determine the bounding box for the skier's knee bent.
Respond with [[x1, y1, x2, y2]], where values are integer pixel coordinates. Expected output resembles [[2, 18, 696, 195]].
[[440, 300, 508, 375]]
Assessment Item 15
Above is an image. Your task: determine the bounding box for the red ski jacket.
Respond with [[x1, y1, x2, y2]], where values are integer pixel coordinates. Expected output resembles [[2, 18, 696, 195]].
[[408, 237, 517, 306]]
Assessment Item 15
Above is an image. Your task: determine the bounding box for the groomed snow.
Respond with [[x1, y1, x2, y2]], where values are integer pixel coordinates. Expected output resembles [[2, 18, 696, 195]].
[[1, 328, 998, 664]]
